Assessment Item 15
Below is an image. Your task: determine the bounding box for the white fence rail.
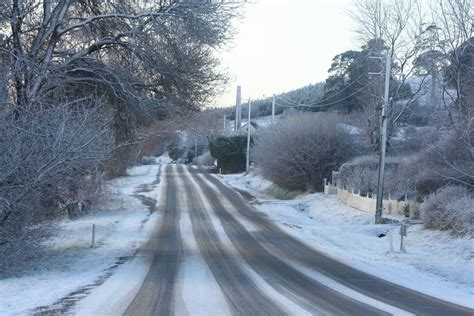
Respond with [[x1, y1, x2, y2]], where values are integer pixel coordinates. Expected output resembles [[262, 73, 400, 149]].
[[323, 179, 421, 219]]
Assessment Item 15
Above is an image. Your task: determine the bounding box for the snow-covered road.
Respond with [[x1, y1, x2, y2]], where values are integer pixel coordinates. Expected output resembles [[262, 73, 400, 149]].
[[3, 162, 470, 315], [81, 164, 473, 315]]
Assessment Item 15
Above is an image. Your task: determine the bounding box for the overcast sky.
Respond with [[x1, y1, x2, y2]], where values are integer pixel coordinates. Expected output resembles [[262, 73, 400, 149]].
[[214, 0, 360, 107]]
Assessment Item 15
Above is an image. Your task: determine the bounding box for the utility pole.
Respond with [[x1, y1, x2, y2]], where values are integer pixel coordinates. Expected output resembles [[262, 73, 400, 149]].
[[246, 99, 252, 174], [375, 54, 392, 224], [271, 94, 276, 124], [223, 115, 227, 131], [235, 85, 242, 130]]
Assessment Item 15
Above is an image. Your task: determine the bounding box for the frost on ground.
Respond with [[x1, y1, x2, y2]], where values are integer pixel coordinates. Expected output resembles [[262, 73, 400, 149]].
[[0, 163, 163, 316], [220, 171, 273, 200], [219, 171, 474, 308]]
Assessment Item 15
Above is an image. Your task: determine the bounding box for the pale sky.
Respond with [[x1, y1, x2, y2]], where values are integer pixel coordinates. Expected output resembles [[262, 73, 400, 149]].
[[215, 0, 360, 107]]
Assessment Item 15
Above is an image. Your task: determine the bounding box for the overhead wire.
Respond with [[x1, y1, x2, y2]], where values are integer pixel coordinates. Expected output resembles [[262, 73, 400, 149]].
[[273, 53, 376, 108], [276, 70, 371, 107], [276, 83, 371, 109]]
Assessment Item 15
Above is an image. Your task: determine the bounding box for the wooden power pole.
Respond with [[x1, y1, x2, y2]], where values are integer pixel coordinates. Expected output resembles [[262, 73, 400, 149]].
[[375, 55, 392, 224]]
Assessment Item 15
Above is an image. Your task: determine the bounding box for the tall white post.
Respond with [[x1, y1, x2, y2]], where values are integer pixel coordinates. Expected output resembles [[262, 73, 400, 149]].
[[375, 55, 392, 224], [246, 99, 252, 174], [223, 115, 227, 131], [271, 94, 276, 124], [235, 85, 242, 130]]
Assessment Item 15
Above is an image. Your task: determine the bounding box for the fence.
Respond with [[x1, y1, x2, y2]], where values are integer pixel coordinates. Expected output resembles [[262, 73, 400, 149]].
[[323, 179, 421, 219]]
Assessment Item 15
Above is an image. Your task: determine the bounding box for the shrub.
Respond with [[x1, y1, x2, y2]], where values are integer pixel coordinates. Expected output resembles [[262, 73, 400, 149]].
[[0, 102, 113, 276], [194, 151, 216, 167], [447, 197, 474, 236], [167, 134, 186, 161], [141, 156, 156, 165], [338, 129, 473, 201], [338, 156, 379, 194], [209, 134, 247, 173], [422, 185, 473, 236], [338, 155, 418, 199], [414, 132, 473, 197], [390, 126, 440, 154], [253, 113, 357, 192]]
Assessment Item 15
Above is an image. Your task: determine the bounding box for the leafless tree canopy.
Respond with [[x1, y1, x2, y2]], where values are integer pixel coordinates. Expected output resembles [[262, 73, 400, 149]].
[[1, 1, 238, 119], [0, 0, 241, 274], [349, 0, 473, 183]]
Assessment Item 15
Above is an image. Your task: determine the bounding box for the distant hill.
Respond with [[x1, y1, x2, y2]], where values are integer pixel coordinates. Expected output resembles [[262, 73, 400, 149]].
[[226, 82, 325, 120]]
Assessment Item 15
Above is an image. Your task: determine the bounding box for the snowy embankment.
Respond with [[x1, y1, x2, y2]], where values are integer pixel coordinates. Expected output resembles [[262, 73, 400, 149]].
[[0, 160, 166, 315], [219, 171, 474, 308]]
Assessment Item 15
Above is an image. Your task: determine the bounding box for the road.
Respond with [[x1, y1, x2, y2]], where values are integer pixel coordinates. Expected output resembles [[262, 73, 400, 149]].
[[125, 164, 473, 316]]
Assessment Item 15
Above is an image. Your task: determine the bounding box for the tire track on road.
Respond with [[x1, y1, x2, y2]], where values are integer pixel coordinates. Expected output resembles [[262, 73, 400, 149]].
[[125, 165, 183, 316], [188, 167, 385, 316], [177, 165, 286, 315], [197, 167, 474, 316]]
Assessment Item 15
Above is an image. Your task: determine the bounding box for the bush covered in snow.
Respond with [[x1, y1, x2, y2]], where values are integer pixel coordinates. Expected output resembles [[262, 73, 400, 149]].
[[253, 113, 357, 192], [422, 185, 474, 236], [338, 155, 418, 199], [0, 103, 113, 276], [337, 128, 473, 201], [193, 151, 216, 167], [338, 156, 379, 194], [413, 133, 474, 196]]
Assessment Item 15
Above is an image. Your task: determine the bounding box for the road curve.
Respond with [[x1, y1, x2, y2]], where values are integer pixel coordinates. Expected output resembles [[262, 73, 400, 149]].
[[176, 165, 286, 315], [186, 166, 386, 316], [124, 165, 473, 316], [193, 166, 474, 316]]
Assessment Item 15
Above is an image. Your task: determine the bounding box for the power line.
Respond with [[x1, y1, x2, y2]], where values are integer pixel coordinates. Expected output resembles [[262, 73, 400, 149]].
[[235, 54, 376, 115], [275, 83, 371, 109], [275, 74, 369, 107], [274, 54, 375, 107]]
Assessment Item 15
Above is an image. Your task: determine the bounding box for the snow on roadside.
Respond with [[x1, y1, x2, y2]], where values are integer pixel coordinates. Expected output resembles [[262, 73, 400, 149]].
[[220, 172, 474, 308], [0, 163, 163, 316], [156, 152, 173, 165], [219, 171, 273, 200]]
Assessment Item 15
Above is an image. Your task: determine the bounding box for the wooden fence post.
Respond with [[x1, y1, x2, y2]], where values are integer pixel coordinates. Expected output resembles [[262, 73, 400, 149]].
[[91, 224, 96, 248]]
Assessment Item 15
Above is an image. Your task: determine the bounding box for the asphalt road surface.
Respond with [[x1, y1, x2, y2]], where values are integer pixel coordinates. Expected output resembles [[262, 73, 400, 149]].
[[125, 164, 473, 316]]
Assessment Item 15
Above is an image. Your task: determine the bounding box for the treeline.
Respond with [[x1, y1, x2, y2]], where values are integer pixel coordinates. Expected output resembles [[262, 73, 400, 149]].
[[0, 0, 240, 275]]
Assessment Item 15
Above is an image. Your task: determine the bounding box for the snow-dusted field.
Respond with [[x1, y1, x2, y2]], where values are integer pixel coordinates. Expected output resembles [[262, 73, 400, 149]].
[[219, 171, 474, 308], [0, 162, 164, 315]]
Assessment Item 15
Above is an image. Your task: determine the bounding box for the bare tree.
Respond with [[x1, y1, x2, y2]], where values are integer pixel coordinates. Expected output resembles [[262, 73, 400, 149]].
[[432, 0, 473, 147], [0, 98, 114, 276], [0, 0, 242, 274], [351, 0, 434, 148], [0, 0, 239, 138]]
